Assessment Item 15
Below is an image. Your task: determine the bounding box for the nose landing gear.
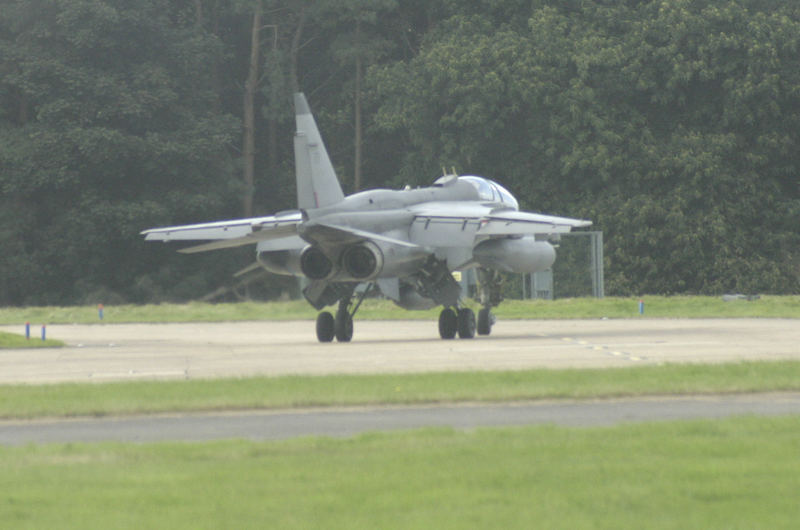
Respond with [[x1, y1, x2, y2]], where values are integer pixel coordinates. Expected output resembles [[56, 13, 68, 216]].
[[477, 307, 495, 335]]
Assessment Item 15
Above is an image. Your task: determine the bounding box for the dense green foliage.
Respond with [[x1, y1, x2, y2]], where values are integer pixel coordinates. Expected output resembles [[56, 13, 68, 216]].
[[2, 0, 798, 304]]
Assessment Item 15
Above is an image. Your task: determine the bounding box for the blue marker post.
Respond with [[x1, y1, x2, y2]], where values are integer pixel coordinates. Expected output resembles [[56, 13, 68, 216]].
[[25, 322, 30, 340], [638, 299, 644, 315], [98, 304, 104, 321], [41, 324, 46, 341]]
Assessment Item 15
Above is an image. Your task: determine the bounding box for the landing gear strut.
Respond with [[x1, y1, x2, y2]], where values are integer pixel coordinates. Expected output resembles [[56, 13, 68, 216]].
[[475, 268, 502, 336], [334, 298, 353, 342]]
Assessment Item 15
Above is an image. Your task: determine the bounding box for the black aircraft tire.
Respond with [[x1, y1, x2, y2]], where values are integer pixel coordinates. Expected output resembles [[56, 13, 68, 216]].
[[335, 311, 354, 342], [477, 308, 492, 336], [316, 312, 335, 342], [438, 308, 458, 339], [457, 308, 476, 339]]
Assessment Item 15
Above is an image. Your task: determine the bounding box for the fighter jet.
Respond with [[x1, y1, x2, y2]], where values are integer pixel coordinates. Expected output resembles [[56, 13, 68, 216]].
[[142, 93, 591, 342]]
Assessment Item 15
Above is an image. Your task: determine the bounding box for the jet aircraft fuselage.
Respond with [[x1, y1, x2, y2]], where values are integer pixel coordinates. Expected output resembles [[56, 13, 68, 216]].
[[143, 93, 591, 342]]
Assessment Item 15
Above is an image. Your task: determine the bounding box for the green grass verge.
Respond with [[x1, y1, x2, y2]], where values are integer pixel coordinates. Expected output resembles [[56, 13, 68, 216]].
[[2, 417, 799, 529], [0, 295, 797, 325], [2, 361, 800, 420], [0, 331, 63, 349]]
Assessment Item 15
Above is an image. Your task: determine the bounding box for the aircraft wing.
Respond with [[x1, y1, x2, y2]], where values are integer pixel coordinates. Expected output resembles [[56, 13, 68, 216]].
[[409, 207, 591, 247], [142, 211, 421, 255], [476, 210, 592, 236], [141, 212, 303, 254]]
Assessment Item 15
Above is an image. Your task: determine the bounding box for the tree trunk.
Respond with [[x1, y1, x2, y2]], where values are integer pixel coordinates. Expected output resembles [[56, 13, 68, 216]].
[[193, 0, 203, 27], [242, 5, 262, 217], [266, 27, 278, 179], [289, 7, 307, 93], [18, 91, 28, 125], [354, 19, 362, 192]]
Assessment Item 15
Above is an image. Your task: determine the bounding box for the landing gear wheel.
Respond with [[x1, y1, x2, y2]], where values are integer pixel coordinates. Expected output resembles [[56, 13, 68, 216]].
[[335, 311, 353, 342], [457, 308, 476, 339], [438, 308, 458, 339], [477, 308, 493, 336], [316, 312, 335, 342]]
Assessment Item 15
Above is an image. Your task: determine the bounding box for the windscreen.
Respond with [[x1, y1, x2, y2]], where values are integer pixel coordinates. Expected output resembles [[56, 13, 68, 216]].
[[490, 181, 519, 210], [461, 176, 496, 201], [460, 176, 519, 209]]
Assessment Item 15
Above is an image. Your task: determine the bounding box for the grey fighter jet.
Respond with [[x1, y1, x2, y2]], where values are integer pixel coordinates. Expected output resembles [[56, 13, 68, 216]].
[[142, 93, 591, 342]]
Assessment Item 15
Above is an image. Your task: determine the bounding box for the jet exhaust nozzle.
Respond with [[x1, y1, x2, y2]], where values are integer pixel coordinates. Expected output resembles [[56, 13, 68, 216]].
[[300, 246, 335, 280], [341, 241, 383, 280]]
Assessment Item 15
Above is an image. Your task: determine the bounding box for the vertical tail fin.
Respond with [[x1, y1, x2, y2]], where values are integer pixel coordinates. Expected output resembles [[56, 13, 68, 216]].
[[294, 93, 345, 210]]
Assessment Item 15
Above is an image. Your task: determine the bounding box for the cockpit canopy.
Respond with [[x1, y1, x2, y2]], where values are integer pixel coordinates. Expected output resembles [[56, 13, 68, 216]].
[[435, 175, 519, 210]]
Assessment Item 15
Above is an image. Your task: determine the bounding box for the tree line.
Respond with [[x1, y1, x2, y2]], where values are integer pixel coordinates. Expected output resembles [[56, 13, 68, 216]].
[[1, 0, 798, 305]]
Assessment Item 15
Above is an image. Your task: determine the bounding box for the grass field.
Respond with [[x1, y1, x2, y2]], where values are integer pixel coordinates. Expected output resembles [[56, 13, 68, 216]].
[[1, 295, 798, 325], [2, 417, 799, 529], [2, 361, 799, 420], [2, 297, 798, 527], [0, 331, 64, 349]]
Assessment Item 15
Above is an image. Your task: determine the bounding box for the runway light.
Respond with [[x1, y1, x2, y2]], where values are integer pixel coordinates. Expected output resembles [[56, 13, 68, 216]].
[[98, 304, 104, 320], [25, 322, 30, 340], [41, 324, 46, 341], [638, 299, 644, 315]]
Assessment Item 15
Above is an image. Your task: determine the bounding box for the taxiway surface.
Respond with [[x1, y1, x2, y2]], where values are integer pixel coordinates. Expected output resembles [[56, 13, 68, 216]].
[[1, 319, 798, 384], [3, 393, 800, 445]]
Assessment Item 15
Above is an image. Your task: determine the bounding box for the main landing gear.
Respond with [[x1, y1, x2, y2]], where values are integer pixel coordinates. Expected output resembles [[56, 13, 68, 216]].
[[437, 267, 499, 339], [315, 285, 369, 342], [314, 265, 502, 342], [438, 307, 476, 339]]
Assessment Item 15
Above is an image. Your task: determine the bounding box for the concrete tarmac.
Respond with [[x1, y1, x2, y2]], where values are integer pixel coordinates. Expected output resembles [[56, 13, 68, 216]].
[[1, 318, 798, 384], [2, 319, 798, 444]]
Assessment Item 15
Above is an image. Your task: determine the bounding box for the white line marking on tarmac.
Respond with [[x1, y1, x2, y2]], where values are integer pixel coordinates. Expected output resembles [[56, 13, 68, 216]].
[[558, 337, 644, 362]]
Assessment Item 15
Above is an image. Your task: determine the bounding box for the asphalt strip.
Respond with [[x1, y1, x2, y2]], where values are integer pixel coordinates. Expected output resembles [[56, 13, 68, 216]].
[[2, 393, 800, 445]]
